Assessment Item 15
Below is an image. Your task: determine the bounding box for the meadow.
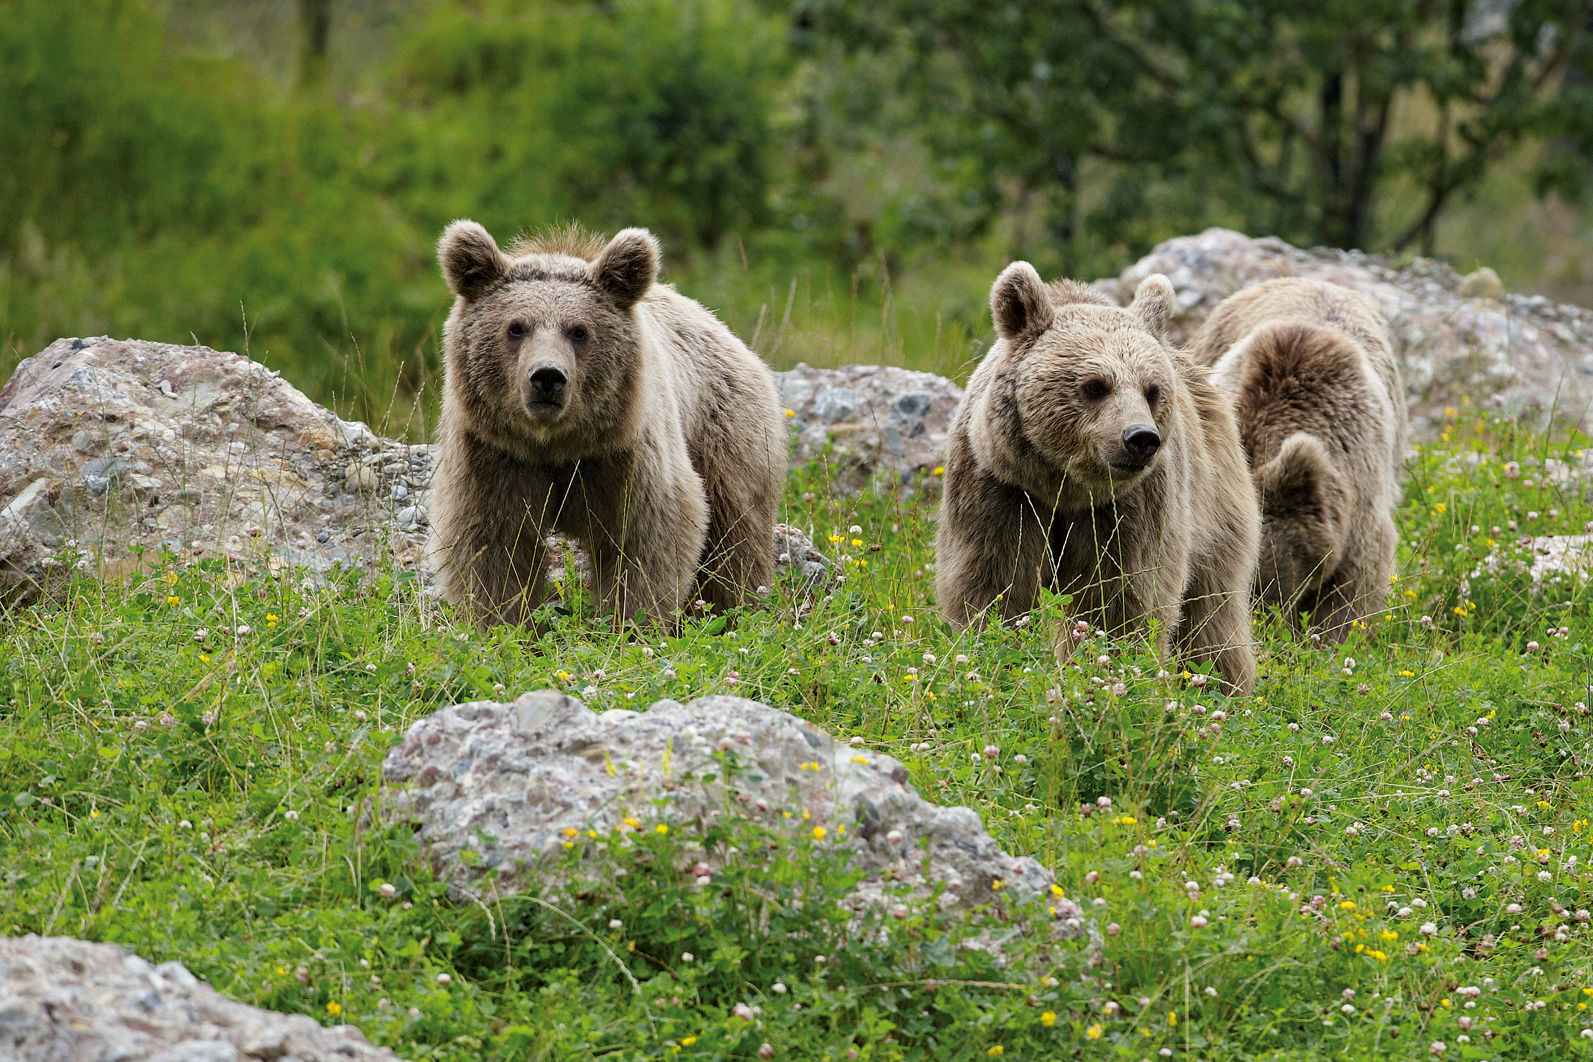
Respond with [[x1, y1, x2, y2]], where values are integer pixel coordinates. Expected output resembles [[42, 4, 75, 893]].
[[0, 402, 1590, 1060]]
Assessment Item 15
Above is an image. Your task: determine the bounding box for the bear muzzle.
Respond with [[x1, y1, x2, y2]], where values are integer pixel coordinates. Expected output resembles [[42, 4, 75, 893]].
[[523, 363, 569, 418], [1111, 425, 1161, 472]]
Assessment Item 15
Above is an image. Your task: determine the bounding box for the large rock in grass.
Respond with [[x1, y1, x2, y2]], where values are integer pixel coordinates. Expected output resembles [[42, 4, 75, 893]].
[[381, 691, 1077, 924], [775, 363, 962, 492], [1096, 228, 1593, 437], [0, 934, 401, 1061], [0, 337, 831, 601], [0, 337, 432, 600]]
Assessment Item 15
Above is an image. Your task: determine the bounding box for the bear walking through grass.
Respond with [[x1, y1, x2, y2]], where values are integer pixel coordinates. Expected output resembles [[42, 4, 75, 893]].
[[1187, 277, 1407, 641], [428, 221, 785, 627], [936, 264, 1260, 694]]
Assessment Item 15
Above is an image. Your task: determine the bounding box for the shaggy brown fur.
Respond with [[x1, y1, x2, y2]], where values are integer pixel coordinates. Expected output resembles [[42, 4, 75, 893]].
[[1186, 277, 1407, 641], [936, 265, 1261, 694], [428, 220, 785, 627]]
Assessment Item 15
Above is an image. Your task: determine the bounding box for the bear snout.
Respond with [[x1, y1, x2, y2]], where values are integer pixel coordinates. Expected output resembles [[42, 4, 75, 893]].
[[525, 363, 569, 412], [1115, 425, 1161, 469]]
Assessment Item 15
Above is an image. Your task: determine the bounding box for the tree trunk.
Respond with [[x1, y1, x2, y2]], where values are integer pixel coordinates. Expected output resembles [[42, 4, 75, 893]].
[[298, 0, 332, 91], [1318, 71, 1347, 245]]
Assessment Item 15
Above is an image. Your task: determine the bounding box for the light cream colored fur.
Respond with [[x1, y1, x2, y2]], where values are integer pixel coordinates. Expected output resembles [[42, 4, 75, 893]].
[[1186, 277, 1407, 641], [936, 265, 1260, 694], [428, 220, 785, 628]]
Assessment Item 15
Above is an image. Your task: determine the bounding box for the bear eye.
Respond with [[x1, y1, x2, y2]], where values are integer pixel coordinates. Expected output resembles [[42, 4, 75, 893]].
[[1145, 384, 1161, 405], [566, 323, 589, 344], [507, 322, 527, 340], [1081, 379, 1110, 401]]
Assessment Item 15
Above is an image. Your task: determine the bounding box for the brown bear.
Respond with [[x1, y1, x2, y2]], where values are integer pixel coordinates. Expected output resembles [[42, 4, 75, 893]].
[[1186, 277, 1407, 642], [936, 264, 1260, 694], [428, 220, 786, 627]]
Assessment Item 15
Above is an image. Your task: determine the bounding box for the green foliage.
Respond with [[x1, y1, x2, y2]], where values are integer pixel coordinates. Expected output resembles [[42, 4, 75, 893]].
[[798, 0, 1593, 261], [392, 0, 787, 248], [3, 409, 1593, 1057]]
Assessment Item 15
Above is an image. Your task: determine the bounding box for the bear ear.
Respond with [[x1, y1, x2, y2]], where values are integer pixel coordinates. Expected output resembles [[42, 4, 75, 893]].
[[593, 228, 661, 311], [990, 261, 1054, 342], [1255, 433, 1349, 539], [439, 220, 509, 301], [1128, 273, 1175, 339]]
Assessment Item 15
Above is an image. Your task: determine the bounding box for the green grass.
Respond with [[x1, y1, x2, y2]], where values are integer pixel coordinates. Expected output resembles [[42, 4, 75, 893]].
[[2, 407, 1592, 1060]]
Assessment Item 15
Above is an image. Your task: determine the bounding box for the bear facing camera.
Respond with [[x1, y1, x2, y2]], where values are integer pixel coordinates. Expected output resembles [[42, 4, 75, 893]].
[[935, 264, 1261, 695], [428, 220, 786, 628]]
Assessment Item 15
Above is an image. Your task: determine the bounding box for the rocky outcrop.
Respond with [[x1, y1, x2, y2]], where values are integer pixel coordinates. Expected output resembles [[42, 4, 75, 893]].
[[0, 934, 401, 1062], [0, 337, 430, 600], [1097, 228, 1593, 436], [775, 363, 962, 491], [381, 691, 1076, 924], [0, 337, 833, 600]]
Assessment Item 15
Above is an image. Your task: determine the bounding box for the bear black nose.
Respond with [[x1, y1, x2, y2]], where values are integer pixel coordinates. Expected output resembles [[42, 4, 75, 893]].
[[1121, 425, 1161, 465], [528, 364, 567, 401]]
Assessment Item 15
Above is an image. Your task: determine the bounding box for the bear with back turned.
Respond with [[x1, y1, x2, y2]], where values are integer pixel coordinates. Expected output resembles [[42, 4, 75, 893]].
[[1186, 277, 1407, 641], [428, 221, 785, 627], [936, 264, 1260, 694]]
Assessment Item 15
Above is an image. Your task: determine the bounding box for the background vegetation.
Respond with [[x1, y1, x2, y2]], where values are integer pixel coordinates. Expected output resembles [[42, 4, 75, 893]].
[[6, 0, 1593, 436]]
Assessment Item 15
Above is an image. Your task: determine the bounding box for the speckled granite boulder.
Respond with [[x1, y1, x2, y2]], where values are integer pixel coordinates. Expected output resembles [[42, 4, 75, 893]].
[[381, 691, 1074, 924], [0, 336, 431, 601], [774, 364, 962, 490], [0, 935, 401, 1061], [1096, 228, 1593, 437]]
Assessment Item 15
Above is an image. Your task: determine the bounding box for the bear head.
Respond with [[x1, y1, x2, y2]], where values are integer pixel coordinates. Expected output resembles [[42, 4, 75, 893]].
[[987, 263, 1179, 499], [1252, 432, 1350, 609], [437, 220, 661, 458]]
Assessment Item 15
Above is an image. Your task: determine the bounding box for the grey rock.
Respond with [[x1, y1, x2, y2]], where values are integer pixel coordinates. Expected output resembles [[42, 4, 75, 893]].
[[0, 935, 401, 1062], [772, 522, 835, 587], [1096, 228, 1593, 436], [381, 691, 1077, 926], [774, 364, 962, 491], [0, 337, 432, 602], [81, 456, 122, 497], [1474, 533, 1593, 587]]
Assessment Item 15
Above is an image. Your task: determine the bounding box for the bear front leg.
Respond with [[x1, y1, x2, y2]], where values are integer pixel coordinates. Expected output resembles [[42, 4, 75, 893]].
[[695, 472, 776, 615], [588, 462, 711, 629], [1104, 542, 1185, 668], [935, 467, 1050, 630], [1311, 515, 1397, 643], [431, 439, 554, 627], [1177, 566, 1257, 696]]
